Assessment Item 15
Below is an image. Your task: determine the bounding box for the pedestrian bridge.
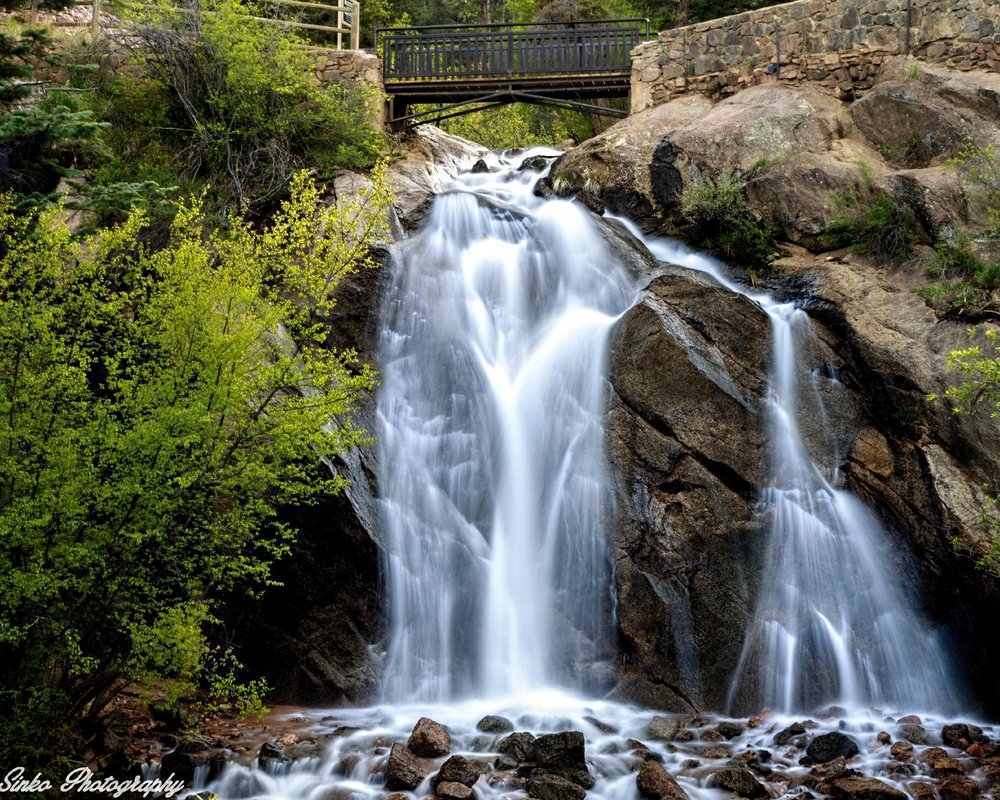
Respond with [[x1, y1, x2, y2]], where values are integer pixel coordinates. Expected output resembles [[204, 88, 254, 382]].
[[376, 19, 651, 127]]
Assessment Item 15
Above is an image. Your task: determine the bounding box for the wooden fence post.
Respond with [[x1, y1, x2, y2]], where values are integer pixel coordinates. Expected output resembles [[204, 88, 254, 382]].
[[92, 0, 102, 38], [350, 0, 361, 49]]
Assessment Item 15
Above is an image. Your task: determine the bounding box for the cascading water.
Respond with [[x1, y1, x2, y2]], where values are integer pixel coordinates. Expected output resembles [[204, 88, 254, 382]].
[[192, 150, 992, 800], [727, 302, 965, 714], [378, 153, 634, 702], [617, 227, 966, 715]]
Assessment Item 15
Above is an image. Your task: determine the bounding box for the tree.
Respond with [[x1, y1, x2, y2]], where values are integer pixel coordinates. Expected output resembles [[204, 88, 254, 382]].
[[940, 329, 1000, 576], [96, 0, 384, 211], [0, 0, 105, 199], [0, 165, 391, 767]]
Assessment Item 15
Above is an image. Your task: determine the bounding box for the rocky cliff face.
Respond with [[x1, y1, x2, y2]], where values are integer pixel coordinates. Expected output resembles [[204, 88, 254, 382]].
[[559, 59, 1000, 715]]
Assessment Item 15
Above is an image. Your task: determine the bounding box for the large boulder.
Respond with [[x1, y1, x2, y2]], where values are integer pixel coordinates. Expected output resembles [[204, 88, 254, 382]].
[[408, 717, 452, 758], [607, 268, 773, 710], [551, 95, 714, 229], [849, 59, 1000, 169]]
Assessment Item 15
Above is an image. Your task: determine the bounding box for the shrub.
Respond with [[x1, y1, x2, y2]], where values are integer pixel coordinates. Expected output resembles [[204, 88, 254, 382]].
[[823, 165, 917, 261], [680, 166, 780, 271], [98, 0, 385, 210], [936, 328, 1000, 575], [921, 233, 1000, 316], [0, 164, 391, 767]]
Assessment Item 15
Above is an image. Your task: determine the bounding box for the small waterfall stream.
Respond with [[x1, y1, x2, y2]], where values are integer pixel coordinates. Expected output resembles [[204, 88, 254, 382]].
[[194, 150, 986, 800], [617, 230, 965, 715]]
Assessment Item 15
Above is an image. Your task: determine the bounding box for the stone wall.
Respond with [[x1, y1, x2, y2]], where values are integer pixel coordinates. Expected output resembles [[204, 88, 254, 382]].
[[631, 0, 1000, 112], [315, 48, 385, 126]]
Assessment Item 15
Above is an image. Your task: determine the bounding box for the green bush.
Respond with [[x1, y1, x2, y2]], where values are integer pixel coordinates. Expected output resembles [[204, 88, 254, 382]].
[[0, 165, 391, 767], [679, 167, 780, 271], [823, 166, 917, 261], [921, 234, 1000, 316], [936, 328, 1000, 575], [95, 0, 385, 210]]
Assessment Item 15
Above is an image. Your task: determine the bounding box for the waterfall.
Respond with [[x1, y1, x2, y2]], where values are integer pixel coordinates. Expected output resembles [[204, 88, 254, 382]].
[[728, 301, 964, 714], [377, 153, 634, 703], [617, 228, 965, 715]]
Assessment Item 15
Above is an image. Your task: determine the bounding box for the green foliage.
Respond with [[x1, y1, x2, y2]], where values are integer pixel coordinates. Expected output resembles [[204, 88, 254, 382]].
[[0, 164, 391, 766], [921, 233, 1000, 316], [97, 0, 384, 210], [823, 165, 917, 260], [937, 328, 1000, 575], [438, 102, 593, 149], [0, 15, 106, 199], [949, 141, 1000, 235], [679, 166, 780, 270]]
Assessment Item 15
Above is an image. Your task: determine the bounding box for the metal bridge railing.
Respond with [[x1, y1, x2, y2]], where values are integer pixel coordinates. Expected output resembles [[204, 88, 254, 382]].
[[63, 0, 362, 49], [377, 18, 650, 83]]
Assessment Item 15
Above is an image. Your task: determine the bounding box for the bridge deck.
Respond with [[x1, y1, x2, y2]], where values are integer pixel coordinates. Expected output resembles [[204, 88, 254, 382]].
[[377, 19, 649, 125]]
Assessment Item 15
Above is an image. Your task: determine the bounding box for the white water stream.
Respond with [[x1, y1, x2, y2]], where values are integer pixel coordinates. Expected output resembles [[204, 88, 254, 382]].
[[193, 151, 985, 800], [612, 229, 966, 716]]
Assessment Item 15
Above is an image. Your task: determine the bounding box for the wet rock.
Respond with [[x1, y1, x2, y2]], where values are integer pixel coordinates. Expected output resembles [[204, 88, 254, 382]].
[[700, 729, 725, 742], [477, 716, 514, 734], [386, 743, 426, 790], [161, 749, 211, 785], [899, 716, 924, 725], [535, 731, 593, 789], [527, 773, 587, 800], [385, 793, 411, 800], [878, 732, 892, 745], [409, 717, 451, 758], [636, 760, 689, 800], [576, 191, 605, 216], [583, 716, 617, 734], [891, 741, 915, 760], [436, 781, 474, 800], [919, 747, 965, 777], [774, 722, 809, 747], [829, 775, 908, 800], [806, 732, 861, 764], [432, 756, 482, 789], [939, 776, 982, 800], [471, 159, 490, 173], [900, 724, 929, 745], [257, 741, 291, 771], [519, 155, 553, 172], [497, 732, 538, 768], [704, 746, 732, 759], [626, 739, 664, 763], [648, 717, 681, 741], [710, 766, 768, 798], [942, 724, 988, 748], [716, 722, 745, 740], [906, 782, 937, 800]]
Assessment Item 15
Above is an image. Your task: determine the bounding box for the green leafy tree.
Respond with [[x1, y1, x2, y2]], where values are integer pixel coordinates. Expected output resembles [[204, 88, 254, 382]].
[[97, 0, 384, 211], [0, 164, 391, 767], [939, 329, 1000, 575]]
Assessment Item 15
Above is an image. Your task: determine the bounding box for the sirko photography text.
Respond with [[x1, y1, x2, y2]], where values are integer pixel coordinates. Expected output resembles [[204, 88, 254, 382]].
[[0, 767, 186, 798]]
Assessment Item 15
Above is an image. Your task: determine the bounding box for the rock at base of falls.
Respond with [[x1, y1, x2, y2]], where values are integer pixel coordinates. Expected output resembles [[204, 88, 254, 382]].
[[710, 766, 768, 799], [527, 774, 587, 800], [408, 717, 452, 758], [636, 760, 689, 800], [386, 742, 427, 790], [806, 731, 861, 764]]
